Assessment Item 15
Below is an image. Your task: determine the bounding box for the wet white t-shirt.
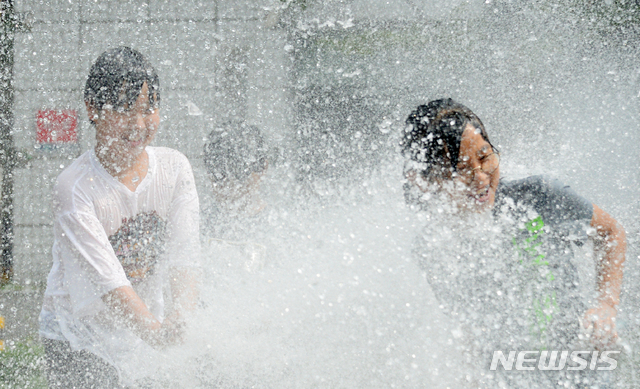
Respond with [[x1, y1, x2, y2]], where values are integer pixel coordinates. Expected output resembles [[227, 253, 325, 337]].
[[39, 146, 200, 384]]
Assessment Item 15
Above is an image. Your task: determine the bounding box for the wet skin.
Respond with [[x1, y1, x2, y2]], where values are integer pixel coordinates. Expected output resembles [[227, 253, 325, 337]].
[[86, 82, 160, 191], [454, 124, 500, 212]]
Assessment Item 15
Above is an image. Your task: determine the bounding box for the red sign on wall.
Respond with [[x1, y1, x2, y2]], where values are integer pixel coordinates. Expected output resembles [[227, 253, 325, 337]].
[[36, 110, 77, 144]]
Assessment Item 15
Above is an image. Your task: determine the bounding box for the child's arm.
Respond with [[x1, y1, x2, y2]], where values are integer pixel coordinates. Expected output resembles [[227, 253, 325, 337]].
[[103, 286, 180, 347], [583, 204, 626, 348], [169, 267, 200, 318]]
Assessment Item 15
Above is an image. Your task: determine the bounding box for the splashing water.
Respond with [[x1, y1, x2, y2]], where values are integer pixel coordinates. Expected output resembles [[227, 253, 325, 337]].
[[142, 3, 640, 387], [8, 1, 639, 388], [155, 165, 470, 388]]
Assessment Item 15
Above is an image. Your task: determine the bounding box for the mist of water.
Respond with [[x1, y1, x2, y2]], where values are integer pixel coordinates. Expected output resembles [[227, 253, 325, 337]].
[[6, 1, 638, 388], [125, 3, 640, 388]]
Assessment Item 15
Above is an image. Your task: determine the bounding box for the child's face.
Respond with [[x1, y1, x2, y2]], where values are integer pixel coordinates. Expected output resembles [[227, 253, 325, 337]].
[[454, 124, 500, 212], [89, 82, 159, 173], [407, 124, 499, 214]]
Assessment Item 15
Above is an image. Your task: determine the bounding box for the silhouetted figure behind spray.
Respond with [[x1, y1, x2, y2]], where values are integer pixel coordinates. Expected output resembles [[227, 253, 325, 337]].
[[202, 121, 275, 272]]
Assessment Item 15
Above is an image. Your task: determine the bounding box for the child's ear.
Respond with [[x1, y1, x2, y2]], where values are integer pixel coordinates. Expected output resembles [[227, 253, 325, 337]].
[[85, 101, 99, 124]]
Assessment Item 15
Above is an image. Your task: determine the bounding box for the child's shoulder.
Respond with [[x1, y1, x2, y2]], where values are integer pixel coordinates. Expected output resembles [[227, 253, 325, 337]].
[[148, 146, 192, 172], [148, 146, 188, 162], [52, 151, 101, 207], [55, 151, 94, 188]]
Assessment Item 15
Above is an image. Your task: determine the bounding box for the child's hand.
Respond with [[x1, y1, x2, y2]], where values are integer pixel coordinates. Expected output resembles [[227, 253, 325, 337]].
[[149, 313, 185, 348], [582, 302, 618, 350]]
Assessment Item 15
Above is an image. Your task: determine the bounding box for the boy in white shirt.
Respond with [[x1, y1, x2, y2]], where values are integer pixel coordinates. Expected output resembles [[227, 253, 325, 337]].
[[39, 47, 200, 388]]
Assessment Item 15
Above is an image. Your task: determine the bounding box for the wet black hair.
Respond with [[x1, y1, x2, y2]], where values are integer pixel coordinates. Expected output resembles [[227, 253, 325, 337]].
[[84, 47, 160, 114], [401, 98, 495, 180], [203, 121, 269, 183]]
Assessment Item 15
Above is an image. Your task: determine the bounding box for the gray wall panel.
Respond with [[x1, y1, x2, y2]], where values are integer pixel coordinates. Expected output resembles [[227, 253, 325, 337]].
[[149, 0, 217, 21], [14, 22, 81, 91], [79, 22, 151, 74], [79, 0, 149, 23], [146, 21, 218, 90], [16, 0, 80, 22]]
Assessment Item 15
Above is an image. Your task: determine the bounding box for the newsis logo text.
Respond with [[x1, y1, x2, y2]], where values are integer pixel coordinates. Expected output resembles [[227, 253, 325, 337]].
[[490, 351, 620, 371]]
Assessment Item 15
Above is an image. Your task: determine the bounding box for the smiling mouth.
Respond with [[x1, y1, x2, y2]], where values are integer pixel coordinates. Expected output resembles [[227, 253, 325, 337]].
[[124, 136, 144, 147], [470, 186, 490, 203]]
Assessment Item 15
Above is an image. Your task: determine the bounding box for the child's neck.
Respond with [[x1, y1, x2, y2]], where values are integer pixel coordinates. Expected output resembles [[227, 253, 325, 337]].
[[97, 148, 149, 192]]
